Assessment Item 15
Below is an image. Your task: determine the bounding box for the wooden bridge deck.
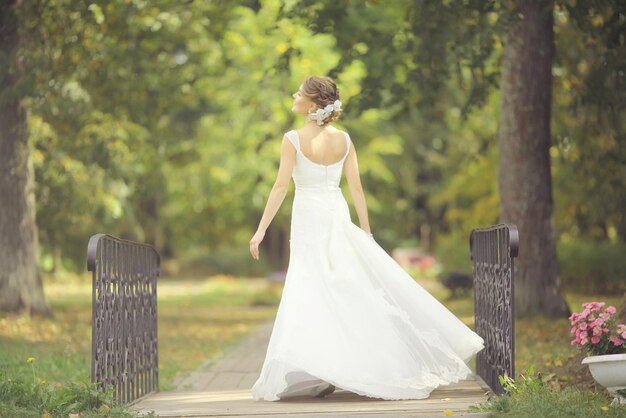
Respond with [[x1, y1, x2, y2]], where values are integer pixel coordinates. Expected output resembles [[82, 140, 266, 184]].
[[132, 320, 492, 417]]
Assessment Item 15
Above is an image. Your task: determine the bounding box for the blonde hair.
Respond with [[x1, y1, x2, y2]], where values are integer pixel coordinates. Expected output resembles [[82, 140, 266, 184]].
[[302, 76, 342, 125]]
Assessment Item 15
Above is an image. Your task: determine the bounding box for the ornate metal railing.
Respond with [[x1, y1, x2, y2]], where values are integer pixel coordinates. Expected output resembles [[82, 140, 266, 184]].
[[87, 234, 160, 404], [470, 224, 519, 395]]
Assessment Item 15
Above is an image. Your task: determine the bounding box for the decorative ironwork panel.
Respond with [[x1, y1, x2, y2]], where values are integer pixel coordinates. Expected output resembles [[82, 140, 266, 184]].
[[470, 224, 519, 395], [87, 234, 160, 404]]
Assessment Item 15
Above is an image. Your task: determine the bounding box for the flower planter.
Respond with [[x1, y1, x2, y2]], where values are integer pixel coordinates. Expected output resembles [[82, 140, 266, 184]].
[[582, 353, 626, 405]]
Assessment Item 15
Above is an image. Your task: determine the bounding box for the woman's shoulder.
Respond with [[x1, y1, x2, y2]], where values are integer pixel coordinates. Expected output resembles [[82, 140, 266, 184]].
[[325, 125, 349, 136], [328, 126, 350, 142]]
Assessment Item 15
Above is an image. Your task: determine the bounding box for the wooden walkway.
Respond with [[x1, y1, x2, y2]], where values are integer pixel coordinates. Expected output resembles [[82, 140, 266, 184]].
[[132, 320, 491, 417]]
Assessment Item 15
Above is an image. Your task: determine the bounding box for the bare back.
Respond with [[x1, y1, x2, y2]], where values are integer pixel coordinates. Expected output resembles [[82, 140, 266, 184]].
[[296, 127, 349, 166]]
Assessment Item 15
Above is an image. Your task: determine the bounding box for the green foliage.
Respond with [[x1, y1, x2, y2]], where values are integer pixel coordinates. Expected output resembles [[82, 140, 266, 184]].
[[428, 88, 501, 237], [0, 372, 146, 417], [5, 0, 623, 277], [558, 240, 626, 294], [177, 247, 274, 277], [474, 367, 626, 417], [433, 233, 473, 276], [163, 0, 360, 259], [552, 1, 626, 242]]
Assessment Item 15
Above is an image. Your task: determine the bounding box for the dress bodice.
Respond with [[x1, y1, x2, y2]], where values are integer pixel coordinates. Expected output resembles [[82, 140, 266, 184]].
[[285, 130, 351, 191]]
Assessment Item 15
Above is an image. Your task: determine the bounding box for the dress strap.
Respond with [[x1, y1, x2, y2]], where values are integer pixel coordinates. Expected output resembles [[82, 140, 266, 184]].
[[342, 132, 351, 159], [285, 130, 300, 152]]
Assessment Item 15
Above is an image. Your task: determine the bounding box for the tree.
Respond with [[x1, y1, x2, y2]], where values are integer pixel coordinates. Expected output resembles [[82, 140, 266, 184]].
[[22, 0, 239, 265], [8, 0, 621, 282], [0, 0, 51, 315], [498, 0, 569, 317]]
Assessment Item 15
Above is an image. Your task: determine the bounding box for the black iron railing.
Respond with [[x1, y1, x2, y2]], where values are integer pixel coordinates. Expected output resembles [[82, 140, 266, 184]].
[[470, 224, 519, 395], [87, 234, 160, 404]]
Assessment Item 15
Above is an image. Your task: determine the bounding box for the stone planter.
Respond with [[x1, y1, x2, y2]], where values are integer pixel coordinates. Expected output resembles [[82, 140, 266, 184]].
[[582, 353, 626, 405]]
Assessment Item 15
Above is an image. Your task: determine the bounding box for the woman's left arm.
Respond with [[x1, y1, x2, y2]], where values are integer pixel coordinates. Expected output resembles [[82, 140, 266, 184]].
[[249, 135, 296, 260]]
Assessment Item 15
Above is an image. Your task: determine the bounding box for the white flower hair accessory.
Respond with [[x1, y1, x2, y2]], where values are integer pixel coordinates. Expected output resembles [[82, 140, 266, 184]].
[[309, 99, 342, 126]]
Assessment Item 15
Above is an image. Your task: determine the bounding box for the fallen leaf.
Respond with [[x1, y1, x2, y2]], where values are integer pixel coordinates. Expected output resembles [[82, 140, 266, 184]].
[[601, 406, 609, 411], [443, 409, 455, 416], [440, 397, 452, 401]]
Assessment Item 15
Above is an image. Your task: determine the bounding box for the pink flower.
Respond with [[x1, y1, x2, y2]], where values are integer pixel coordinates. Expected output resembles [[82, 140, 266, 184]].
[[569, 303, 626, 355]]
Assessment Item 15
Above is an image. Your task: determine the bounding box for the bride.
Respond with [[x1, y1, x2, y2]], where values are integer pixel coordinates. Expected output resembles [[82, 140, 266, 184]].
[[248, 76, 484, 401]]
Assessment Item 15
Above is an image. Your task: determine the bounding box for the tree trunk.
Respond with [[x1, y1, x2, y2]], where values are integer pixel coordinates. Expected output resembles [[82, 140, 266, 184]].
[[0, 0, 51, 316], [498, 0, 569, 318]]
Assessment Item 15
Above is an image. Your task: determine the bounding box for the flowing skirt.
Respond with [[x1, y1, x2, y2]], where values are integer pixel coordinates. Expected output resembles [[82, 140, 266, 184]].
[[251, 188, 484, 401]]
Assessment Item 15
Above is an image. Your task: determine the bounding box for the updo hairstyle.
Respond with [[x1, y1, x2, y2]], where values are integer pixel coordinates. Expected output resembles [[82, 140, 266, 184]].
[[302, 76, 342, 125]]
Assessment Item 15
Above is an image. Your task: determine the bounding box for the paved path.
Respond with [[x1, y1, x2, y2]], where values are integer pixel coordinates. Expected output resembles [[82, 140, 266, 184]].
[[132, 319, 491, 417], [171, 320, 273, 392]]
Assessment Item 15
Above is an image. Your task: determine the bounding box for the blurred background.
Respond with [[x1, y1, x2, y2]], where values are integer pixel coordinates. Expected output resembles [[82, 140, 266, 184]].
[[0, 0, 624, 397], [3, 0, 625, 289]]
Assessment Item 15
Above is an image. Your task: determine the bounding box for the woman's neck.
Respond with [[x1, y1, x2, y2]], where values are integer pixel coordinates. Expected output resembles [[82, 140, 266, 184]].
[[303, 116, 329, 130]]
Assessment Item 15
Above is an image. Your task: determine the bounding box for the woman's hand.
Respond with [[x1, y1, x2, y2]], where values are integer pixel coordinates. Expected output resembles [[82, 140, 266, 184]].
[[249, 230, 265, 260]]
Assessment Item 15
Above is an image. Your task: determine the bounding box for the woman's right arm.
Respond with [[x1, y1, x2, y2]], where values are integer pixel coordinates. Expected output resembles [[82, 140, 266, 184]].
[[249, 135, 296, 260], [344, 140, 372, 235]]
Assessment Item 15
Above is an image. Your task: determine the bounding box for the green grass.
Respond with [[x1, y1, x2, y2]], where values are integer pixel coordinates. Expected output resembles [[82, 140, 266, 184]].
[[0, 275, 281, 391], [473, 368, 626, 417], [0, 377, 150, 418], [2, 272, 624, 416], [515, 293, 624, 390], [0, 307, 92, 386]]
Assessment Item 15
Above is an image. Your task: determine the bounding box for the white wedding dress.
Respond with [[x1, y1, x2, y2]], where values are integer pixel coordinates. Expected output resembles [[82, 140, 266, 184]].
[[251, 130, 484, 401]]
